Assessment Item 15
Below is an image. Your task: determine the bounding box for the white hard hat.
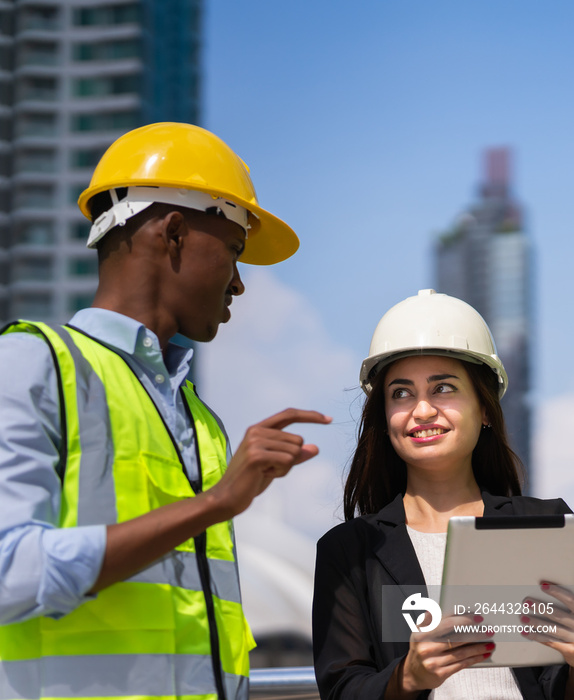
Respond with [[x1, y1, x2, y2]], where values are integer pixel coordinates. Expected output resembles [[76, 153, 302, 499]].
[[360, 289, 508, 397]]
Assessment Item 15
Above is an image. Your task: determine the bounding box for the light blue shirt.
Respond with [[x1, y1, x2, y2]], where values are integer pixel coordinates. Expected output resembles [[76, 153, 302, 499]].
[[0, 308, 198, 624]]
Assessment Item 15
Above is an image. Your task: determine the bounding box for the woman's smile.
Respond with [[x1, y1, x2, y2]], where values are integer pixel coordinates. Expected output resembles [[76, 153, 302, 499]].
[[408, 424, 450, 442]]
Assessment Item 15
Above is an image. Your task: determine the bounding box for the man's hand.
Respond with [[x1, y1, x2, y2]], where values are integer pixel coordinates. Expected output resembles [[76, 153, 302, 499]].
[[93, 408, 330, 592], [210, 408, 332, 518]]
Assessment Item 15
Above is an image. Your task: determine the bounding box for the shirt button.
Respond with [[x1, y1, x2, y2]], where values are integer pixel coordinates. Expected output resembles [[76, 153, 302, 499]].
[[155, 374, 165, 384], [143, 337, 153, 348]]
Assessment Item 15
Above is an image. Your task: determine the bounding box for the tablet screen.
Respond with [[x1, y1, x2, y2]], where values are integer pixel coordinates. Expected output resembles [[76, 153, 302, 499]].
[[439, 514, 574, 667]]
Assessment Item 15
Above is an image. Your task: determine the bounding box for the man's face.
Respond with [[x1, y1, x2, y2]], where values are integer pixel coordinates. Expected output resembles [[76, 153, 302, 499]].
[[170, 211, 246, 342]]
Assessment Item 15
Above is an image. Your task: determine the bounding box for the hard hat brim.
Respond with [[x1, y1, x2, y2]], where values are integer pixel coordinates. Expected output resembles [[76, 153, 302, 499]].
[[78, 181, 299, 266], [360, 347, 508, 398]]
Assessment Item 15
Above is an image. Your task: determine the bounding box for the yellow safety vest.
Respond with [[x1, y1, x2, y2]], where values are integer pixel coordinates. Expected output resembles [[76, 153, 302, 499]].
[[0, 321, 254, 700]]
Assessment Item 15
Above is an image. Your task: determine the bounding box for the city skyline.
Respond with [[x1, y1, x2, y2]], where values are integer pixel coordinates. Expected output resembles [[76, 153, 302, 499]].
[[0, 0, 202, 325], [435, 147, 532, 474]]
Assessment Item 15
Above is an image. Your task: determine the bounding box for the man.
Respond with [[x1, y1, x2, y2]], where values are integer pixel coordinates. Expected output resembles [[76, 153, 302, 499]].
[[0, 123, 331, 700]]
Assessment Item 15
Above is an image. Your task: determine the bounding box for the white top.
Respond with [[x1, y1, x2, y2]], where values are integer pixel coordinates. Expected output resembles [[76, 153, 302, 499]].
[[406, 526, 522, 700]]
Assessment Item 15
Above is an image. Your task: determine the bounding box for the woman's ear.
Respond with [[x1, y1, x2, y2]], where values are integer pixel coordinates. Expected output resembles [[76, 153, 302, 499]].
[[481, 405, 490, 427]]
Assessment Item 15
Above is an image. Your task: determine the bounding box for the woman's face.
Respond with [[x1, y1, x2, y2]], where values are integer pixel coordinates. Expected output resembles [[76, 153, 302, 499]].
[[383, 355, 487, 475]]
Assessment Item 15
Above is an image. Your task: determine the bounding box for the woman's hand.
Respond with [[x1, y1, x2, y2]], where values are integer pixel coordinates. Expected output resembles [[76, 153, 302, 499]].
[[397, 613, 495, 696], [521, 582, 574, 665]]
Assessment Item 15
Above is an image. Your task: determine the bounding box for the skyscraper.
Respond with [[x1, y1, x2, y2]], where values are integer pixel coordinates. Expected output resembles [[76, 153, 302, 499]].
[[0, 0, 202, 324], [435, 148, 532, 474]]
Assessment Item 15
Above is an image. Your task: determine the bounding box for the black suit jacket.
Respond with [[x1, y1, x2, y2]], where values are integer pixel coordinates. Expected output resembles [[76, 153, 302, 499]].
[[313, 492, 572, 699]]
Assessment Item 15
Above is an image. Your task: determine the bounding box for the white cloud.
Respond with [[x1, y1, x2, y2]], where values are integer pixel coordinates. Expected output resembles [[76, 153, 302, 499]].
[[197, 269, 363, 638], [533, 394, 574, 507], [198, 267, 362, 539]]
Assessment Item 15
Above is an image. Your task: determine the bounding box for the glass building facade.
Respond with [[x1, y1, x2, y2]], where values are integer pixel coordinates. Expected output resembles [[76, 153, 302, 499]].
[[0, 0, 202, 324], [435, 148, 532, 477]]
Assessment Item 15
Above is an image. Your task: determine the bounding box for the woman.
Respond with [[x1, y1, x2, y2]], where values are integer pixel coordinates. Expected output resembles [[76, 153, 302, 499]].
[[313, 290, 574, 699]]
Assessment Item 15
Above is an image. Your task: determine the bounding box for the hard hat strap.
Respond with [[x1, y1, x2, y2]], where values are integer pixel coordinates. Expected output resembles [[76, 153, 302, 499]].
[[87, 186, 251, 248]]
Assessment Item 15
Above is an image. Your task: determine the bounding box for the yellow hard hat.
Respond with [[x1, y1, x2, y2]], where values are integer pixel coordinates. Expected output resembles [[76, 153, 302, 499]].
[[77, 122, 299, 265]]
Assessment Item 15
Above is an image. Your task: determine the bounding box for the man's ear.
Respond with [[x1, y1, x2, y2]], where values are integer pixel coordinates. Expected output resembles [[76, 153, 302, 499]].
[[163, 211, 187, 258]]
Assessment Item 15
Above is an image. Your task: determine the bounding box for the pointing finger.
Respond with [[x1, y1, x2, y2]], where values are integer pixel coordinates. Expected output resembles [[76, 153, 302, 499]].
[[257, 408, 332, 430]]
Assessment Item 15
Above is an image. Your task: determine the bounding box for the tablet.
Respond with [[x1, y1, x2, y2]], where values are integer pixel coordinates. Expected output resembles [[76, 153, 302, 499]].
[[439, 514, 574, 667]]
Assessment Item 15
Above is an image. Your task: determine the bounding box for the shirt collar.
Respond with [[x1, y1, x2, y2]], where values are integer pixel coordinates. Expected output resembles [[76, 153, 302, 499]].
[[69, 308, 147, 354], [68, 308, 194, 369]]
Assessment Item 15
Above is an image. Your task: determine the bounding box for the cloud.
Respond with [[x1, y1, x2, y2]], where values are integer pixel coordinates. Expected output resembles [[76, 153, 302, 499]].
[[197, 269, 363, 638], [198, 267, 363, 539], [533, 394, 574, 506]]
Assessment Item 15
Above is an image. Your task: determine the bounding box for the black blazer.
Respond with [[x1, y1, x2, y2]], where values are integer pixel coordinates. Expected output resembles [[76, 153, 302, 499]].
[[313, 492, 572, 699]]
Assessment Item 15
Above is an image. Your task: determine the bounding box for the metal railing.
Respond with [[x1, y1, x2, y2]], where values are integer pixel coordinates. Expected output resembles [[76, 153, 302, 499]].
[[249, 666, 319, 699]]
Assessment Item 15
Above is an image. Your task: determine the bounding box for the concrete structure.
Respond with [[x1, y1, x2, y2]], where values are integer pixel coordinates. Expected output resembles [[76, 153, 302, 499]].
[[435, 148, 532, 475], [0, 0, 202, 324]]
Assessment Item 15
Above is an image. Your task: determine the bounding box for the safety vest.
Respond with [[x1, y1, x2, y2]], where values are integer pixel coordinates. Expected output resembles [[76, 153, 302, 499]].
[[0, 321, 255, 700]]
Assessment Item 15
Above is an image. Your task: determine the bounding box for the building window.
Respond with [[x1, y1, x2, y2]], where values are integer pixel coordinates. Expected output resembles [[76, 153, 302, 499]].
[[15, 149, 57, 174], [0, 224, 10, 248], [71, 147, 106, 169], [0, 46, 13, 73], [14, 186, 55, 209], [17, 77, 58, 103], [18, 6, 60, 32], [68, 293, 94, 313], [15, 222, 55, 245], [72, 39, 141, 62], [15, 114, 57, 138], [12, 293, 52, 319], [72, 73, 141, 98], [0, 81, 12, 106], [70, 221, 91, 241], [71, 111, 138, 133], [0, 190, 10, 214], [69, 258, 98, 277], [0, 117, 11, 141], [73, 4, 141, 27], [69, 184, 85, 204], [13, 257, 53, 282], [0, 154, 10, 178], [0, 11, 15, 37], [17, 42, 59, 68]]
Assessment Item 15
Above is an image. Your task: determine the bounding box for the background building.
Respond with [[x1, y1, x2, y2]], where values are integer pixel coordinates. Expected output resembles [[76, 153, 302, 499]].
[[0, 0, 202, 325], [435, 148, 532, 475]]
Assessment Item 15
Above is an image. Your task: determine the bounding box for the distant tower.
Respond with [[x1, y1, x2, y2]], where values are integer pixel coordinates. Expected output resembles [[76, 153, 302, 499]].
[[0, 0, 202, 325], [435, 148, 532, 476]]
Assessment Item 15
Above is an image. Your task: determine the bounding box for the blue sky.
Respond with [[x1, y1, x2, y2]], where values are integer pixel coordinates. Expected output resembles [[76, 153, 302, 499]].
[[199, 1, 574, 533]]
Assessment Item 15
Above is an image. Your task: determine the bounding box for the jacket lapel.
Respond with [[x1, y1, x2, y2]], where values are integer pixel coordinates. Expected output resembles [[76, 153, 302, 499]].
[[371, 493, 427, 594], [482, 491, 514, 515]]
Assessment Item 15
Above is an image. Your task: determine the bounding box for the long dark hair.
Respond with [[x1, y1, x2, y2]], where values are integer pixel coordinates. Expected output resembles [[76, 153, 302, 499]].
[[343, 358, 524, 520]]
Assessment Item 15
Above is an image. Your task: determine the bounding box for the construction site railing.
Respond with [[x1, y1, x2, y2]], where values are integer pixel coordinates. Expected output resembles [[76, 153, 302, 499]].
[[249, 666, 319, 699]]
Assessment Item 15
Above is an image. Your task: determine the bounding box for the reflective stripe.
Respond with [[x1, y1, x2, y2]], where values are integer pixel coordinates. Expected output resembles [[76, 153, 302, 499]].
[[47, 325, 118, 527], [128, 552, 242, 605], [0, 657, 39, 700], [209, 558, 242, 604], [189, 385, 231, 462], [225, 672, 248, 700], [0, 653, 248, 699]]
